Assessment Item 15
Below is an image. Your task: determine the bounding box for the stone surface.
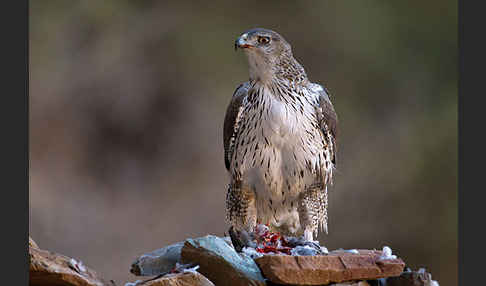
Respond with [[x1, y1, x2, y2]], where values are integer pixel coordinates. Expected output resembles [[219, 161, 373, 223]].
[[29, 237, 107, 286], [383, 268, 439, 286], [126, 272, 215, 286], [130, 236, 234, 276], [131, 242, 184, 276], [181, 235, 266, 286], [255, 249, 405, 285]]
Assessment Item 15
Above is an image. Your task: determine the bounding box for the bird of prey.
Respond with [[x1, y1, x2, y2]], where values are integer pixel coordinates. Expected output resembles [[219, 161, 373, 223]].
[[224, 28, 338, 243]]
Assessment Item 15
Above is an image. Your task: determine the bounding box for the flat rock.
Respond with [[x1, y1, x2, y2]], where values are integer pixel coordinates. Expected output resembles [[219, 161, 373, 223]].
[[181, 235, 266, 286], [131, 242, 184, 276], [255, 249, 405, 285], [29, 238, 107, 286], [127, 272, 215, 286], [130, 237, 234, 276]]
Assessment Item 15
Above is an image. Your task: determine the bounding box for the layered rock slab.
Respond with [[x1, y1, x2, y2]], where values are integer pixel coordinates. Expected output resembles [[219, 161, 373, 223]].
[[130, 237, 234, 277], [255, 249, 405, 285], [180, 235, 266, 286], [29, 237, 107, 286]]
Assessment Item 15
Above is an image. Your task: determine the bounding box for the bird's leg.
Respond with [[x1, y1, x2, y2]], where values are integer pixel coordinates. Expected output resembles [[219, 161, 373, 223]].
[[304, 229, 314, 242], [226, 180, 257, 251], [228, 226, 256, 252], [298, 182, 328, 243], [296, 183, 329, 255]]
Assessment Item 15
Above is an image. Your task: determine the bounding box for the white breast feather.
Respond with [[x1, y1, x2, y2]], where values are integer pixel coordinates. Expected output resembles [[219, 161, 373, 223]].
[[231, 83, 333, 232]]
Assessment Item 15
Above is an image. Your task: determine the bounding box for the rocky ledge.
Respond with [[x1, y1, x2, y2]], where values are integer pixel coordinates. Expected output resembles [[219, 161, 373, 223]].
[[29, 236, 108, 286], [29, 234, 440, 286], [128, 232, 439, 286], [255, 249, 405, 285]]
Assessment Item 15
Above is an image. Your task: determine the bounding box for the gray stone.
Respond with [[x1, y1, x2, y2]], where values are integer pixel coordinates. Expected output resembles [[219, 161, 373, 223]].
[[181, 235, 266, 286], [130, 242, 184, 276]]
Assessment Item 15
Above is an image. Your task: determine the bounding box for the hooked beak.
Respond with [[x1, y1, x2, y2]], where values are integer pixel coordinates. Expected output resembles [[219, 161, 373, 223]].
[[235, 34, 253, 51]]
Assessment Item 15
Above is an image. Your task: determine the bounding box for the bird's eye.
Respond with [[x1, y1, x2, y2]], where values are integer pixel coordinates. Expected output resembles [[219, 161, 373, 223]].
[[258, 36, 270, 45]]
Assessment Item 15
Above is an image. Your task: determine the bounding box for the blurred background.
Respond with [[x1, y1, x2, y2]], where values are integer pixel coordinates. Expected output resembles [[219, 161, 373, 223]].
[[29, 1, 457, 285]]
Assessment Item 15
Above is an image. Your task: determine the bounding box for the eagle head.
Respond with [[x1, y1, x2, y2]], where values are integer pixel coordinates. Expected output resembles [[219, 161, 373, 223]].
[[235, 28, 306, 84], [235, 28, 303, 83]]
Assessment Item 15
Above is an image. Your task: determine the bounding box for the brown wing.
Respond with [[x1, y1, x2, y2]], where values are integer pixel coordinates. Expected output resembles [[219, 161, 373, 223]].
[[223, 82, 249, 171], [316, 85, 338, 165]]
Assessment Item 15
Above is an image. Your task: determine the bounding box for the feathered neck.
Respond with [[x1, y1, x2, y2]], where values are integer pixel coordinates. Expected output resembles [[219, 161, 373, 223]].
[[247, 57, 310, 105], [274, 55, 308, 85], [247, 51, 308, 87]]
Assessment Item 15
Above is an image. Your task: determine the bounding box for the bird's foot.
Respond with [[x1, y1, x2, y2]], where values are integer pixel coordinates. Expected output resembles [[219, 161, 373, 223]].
[[284, 235, 328, 255], [228, 226, 257, 252]]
